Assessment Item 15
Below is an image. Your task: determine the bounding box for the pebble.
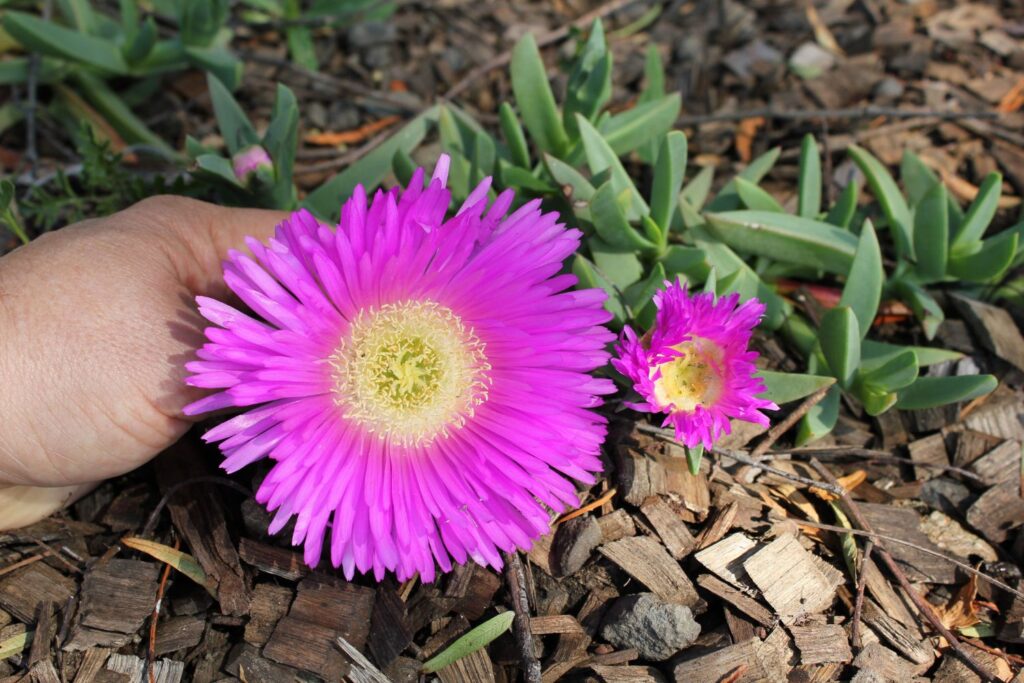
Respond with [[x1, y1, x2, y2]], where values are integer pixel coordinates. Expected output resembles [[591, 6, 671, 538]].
[[601, 593, 701, 661]]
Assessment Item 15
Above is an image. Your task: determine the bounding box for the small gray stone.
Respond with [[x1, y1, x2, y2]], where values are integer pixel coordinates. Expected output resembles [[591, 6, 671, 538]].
[[551, 514, 601, 576], [601, 593, 701, 661], [347, 21, 397, 50], [920, 477, 972, 516], [789, 42, 836, 79], [874, 76, 905, 101]]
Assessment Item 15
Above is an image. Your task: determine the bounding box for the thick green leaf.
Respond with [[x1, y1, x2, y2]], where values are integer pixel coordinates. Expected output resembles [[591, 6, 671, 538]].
[[848, 144, 914, 259], [185, 45, 243, 91], [122, 15, 158, 64], [262, 84, 299, 209], [796, 385, 840, 445], [797, 134, 821, 218], [706, 147, 780, 212], [599, 94, 681, 157], [705, 211, 858, 273], [660, 245, 709, 282], [858, 348, 918, 392], [892, 279, 944, 340], [951, 172, 1002, 252], [839, 220, 883, 339], [303, 106, 439, 221], [947, 228, 1018, 283], [573, 254, 626, 326], [422, 611, 515, 673], [782, 314, 818, 357], [756, 371, 835, 405], [913, 182, 949, 282], [178, 0, 229, 47], [591, 238, 643, 289], [680, 165, 715, 212], [195, 154, 243, 187], [73, 72, 175, 155], [650, 131, 687, 235], [590, 182, 657, 252], [819, 306, 860, 387], [577, 115, 648, 219], [0, 628, 32, 660], [499, 103, 530, 169], [563, 20, 612, 136], [825, 181, 859, 229], [544, 153, 595, 202], [900, 150, 941, 207], [207, 71, 258, 155], [734, 177, 784, 212], [861, 340, 961, 370], [4, 11, 128, 74], [510, 33, 569, 156], [625, 262, 667, 328], [859, 385, 899, 416], [498, 161, 555, 193], [685, 444, 704, 476], [896, 375, 998, 410]]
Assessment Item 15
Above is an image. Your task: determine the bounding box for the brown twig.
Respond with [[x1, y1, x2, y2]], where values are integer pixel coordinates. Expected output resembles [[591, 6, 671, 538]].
[[808, 460, 1000, 683], [677, 106, 1002, 127], [635, 423, 846, 496], [29, 537, 82, 575], [0, 552, 46, 577], [443, 0, 642, 100], [148, 537, 179, 683], [504, 551, 541, 683], [750, 383, 834, 457], [777, 446, 986, 484], [851, 540, 873, 650]]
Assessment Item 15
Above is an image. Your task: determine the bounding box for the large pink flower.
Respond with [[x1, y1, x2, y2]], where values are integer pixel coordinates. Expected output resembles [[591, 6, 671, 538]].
[[184, 156, 615, 581], [613, 280, 776, 449]]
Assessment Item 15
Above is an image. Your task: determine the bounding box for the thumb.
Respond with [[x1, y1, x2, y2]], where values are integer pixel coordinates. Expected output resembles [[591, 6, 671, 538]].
[[125, 195, 291, 300]]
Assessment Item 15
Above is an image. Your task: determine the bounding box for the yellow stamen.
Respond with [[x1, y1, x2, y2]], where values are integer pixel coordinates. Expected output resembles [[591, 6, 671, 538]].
[[330, 301, 490, 445], [652, 337, 724, 413]]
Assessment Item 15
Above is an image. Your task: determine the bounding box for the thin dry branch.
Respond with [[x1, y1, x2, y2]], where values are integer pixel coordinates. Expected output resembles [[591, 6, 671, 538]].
[[505, 551, 542, 683]]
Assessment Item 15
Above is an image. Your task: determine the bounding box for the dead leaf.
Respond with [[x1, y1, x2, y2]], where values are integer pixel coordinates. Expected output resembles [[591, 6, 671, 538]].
[[304, 115, 402, 147], [735, 117, 765, 164], [997, 76, 1024, 113], [806, 4, 844, 56], [122, 536, 214, 594], [935, 573, 982, 631]]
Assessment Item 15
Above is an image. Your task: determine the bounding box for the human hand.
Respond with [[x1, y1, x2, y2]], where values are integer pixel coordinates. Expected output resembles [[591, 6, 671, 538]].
[[0, 196, 286, 527]]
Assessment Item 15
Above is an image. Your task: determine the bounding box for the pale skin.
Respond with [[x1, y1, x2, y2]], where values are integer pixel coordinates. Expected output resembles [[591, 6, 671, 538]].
[[0, 196, 286, 528]]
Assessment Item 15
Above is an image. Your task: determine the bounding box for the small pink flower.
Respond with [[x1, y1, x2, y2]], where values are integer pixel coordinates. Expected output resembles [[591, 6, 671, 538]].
[[613, 280, 777, 449], [232, 145, 273, 182]]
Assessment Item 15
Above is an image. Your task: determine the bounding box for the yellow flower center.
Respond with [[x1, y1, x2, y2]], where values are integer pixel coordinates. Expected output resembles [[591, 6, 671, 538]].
[[652, 337, 724, 413], [330, 301, 490, 445]]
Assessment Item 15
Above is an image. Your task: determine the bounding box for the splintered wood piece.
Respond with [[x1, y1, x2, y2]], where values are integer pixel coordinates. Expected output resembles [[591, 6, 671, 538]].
[[597, 509, 637, 543], [540, 630, 591, 682], [616, 446, 710, 517], [224, 643, 298, 681], [368, 586, 413, 668], [968, 440, 1022, 486], [0, 563, 74, 623], [952, 294, 1024, 372], [967, 480, 1024, 544], [641, 497, 697, 559], [153, 616, 205, 657], [66, 559, 160, 650], [851, 642, 918, 681], [530, 615, 586, 635], [263, 574, 375, 679], [694, 501, 739, 549], [436, 648, 496, 683], [29, 659, 60, 683], [599, 536, 699, 607], [336, 637, 390, 683], [244, 583, 293, 647], [105, 653, 184, 683], [861, 559, 918, 630], [789, 623, 852, 665], [743, 535, 842, 623], [693, 533, 759, 590], [155, 443, 252, 616], [444, 563, 501, 621], [527, 531, 555, 575], [963, 396, 1024, 442], [859, 503, 959, 583], [72, 648, 112, 682], [932, 641, 1015, 682], [551, 515, 602, 576], [861, 600, 934, 668], [954, 430, 1004, 468], [591, 664, 664, 682], [908, 433, 950, 482], [696, 574, 773, 626], [672, 627, 793, 683], [237, 538, 308, 581]]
